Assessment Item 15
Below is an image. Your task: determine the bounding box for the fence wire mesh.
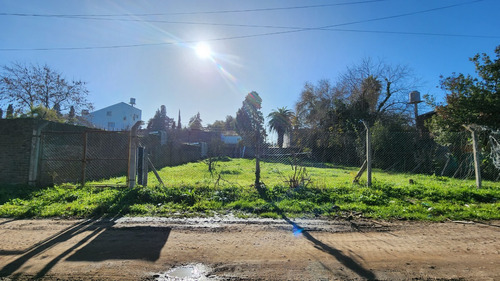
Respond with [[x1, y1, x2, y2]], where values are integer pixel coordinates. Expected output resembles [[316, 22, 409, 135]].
[[137, 128, 499, 189], [40, 130, 129, 185], [36, 127, 500, 187]]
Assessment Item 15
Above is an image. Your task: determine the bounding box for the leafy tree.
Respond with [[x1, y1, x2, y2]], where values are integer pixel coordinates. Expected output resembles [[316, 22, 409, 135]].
[[225, 115, 236, 131], [267, 107, 294, 148], [206, 115, 236, 132], [206, 120, 226, 132], [293, 59, 417, 165], [236, 91, 266, 189], [0, 62, 93, 117], [236, 91, 266, 148], [428, 45, 500, 181], [147, 105, 173, 131], [295, 80, 337, 130], [188, 112, 203, 130], [430, 45, 500, 133], [27, 105, 65, 122]]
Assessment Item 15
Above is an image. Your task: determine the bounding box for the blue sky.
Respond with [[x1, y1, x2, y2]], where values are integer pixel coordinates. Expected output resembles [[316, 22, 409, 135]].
[[1, 0, 499, 135]]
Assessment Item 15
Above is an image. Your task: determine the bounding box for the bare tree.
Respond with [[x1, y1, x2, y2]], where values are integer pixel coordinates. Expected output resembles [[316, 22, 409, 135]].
[[339, 57, 419, 117], [0, 62, 93, 117]]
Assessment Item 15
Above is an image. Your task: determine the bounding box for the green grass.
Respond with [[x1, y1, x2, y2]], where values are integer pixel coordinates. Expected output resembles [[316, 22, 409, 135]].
[[0, 158, 499, 221]]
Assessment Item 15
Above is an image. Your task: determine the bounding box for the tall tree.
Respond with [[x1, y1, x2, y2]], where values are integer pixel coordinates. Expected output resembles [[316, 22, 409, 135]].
[[339, 58, 417, 117], [0, 62, 93, 117], [236, 91, 266, 189], [147, 105, 173, 131], [236, 91, 266, 147], [188, 112, 203, 130], [268, 107, 294, 148]]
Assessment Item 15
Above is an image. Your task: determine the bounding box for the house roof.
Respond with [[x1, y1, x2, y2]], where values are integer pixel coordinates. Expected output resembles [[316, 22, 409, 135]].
[[91, 102, 141, 114]]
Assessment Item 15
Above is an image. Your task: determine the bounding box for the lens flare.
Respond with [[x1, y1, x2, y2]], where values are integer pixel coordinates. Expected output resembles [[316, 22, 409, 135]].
[[195, 42, 212, 59]]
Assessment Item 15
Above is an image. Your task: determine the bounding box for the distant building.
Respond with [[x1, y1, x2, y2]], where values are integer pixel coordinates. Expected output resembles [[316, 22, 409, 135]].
[[221, 132, 241, 145], [85, 101, 141, 131]]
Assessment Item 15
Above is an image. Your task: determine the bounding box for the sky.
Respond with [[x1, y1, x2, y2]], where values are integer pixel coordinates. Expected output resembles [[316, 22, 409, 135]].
[[1, 0, 499, 138]]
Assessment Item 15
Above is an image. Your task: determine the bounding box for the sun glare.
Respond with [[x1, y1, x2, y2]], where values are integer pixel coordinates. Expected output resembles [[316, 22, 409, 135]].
[[195, 42, 212, 59]]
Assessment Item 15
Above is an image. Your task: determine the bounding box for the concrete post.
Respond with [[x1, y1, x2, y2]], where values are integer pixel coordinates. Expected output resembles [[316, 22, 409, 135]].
[[464, 125, 482, 189], [363, 121, 372, 187], [127, 121, 143, 188], [28, 121, 49, 186]]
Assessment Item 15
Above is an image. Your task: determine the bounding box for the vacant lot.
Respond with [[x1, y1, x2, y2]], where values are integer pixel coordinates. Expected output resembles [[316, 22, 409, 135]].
[[1, 159, 499, 221], [0, 217, 498, 280]]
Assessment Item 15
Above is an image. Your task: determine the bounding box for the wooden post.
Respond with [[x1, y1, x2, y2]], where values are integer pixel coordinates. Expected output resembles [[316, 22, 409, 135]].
[[464, 125, 482, 189], [127, 121, 143, 188], [363, 121, 372, 187]]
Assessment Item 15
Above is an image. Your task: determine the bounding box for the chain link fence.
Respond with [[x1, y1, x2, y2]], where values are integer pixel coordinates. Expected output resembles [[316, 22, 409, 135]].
[[40, 130, 129, 185], [35, 126, 500, 187], [129, 127, 498, 190]]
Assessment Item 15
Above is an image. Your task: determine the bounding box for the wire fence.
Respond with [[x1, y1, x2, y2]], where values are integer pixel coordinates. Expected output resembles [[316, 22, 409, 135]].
[[34, 126, 500, 187], [130, 128, 500, 190], [261, 129, 499, 182], [39, 130, 129, 185]]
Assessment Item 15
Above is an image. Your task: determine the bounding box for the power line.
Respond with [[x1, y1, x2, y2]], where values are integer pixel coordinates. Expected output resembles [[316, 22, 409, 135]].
[[0, 0, 494, 52], [0, 0, 385, 17]]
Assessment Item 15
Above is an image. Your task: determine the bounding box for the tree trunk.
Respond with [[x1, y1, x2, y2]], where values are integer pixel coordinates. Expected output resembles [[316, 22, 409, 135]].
[[277, 132, 284, 148], [255, 129, 261, 189]]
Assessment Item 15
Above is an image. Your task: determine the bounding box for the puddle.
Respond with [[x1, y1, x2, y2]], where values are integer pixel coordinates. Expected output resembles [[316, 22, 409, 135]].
[[153, 263, 217, 281]]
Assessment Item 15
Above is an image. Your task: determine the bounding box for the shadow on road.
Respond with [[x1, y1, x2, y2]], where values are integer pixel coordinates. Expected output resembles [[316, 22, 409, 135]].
[[0, 218, 170, 280], [257, 187, 376, 280], [67, 226, 170, 262]]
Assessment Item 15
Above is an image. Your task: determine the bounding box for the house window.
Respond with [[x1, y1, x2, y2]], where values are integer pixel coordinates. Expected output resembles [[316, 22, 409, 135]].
[[108, 122, 115, 130], [106, 111, 112, 116], [123, 116, 127, 121]]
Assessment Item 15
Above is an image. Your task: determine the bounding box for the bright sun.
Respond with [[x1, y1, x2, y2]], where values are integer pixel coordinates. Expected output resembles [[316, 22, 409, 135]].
[[195, 42, 212, 59]]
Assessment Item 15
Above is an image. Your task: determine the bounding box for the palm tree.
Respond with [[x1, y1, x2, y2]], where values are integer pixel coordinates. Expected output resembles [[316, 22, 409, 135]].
[[267, 107, 294, 148]]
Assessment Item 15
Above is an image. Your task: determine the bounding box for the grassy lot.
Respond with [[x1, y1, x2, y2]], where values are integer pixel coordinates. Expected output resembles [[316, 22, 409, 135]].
[[0, 158, 499, 221]]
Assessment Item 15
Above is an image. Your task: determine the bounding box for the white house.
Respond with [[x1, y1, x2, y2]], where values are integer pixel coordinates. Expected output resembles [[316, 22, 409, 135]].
[[86, 101, 141, 131]]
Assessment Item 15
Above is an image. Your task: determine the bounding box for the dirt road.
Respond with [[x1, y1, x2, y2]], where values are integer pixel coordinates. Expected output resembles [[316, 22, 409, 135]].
[[0, 217, 498, 280]]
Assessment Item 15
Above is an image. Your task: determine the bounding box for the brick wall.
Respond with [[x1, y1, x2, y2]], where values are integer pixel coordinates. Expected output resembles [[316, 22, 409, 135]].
[[0, 119, 35, 185], [0, 119, 90, 186]]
